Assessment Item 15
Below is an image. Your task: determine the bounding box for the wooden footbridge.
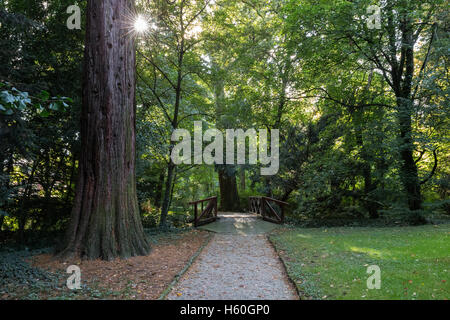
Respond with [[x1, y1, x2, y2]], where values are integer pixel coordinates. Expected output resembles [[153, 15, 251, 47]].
[[189, 196, 288, 227]]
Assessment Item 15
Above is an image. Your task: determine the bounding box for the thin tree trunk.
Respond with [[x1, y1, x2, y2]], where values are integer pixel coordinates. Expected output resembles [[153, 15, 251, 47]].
[[159, 34, 184, 227], [160, 161, 175, 227], [0, 157, 5, 231], [352, 105, 379, 219], [65, 154, 77, 205], [58, 0, 150, 260], [17, 160, 38, 244], [154, 171, 165, 208], [168, 168, 177, 209], [239, 168, 245, 192]]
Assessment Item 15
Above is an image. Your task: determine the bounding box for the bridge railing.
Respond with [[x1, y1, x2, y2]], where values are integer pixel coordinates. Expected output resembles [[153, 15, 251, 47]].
[[189, 196, 218, 227], [248, 196, 288, 224]]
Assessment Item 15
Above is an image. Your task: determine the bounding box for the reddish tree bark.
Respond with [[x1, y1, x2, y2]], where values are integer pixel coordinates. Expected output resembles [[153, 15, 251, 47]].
[[59, 0, 150, 260], [218, 166, 240, 212]]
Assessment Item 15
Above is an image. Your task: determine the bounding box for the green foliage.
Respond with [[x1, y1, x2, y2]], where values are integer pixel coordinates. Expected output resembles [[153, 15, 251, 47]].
[[133, 0, 449, 223], [0, 0, 83, 242], [0, 248, 60, 293], [276, 0, 449, 220], [0, 81, 71, 116], [238, 187, 260, 212], [140, 199, 193, 229], [140, 200, 161, 228], [0, 0, 448, 249]]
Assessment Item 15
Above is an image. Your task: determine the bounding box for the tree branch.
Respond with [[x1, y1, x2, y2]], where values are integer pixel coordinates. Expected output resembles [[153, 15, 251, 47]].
[[412, 23, 437, 100], [137, 50, 178, 90], [137, 72, 173, 124], [414, 149, 426, 164], [420, 148, 438, 185]]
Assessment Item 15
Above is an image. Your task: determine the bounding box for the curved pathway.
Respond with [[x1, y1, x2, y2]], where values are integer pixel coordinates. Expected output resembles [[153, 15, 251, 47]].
[[167, 214, 298, 300]]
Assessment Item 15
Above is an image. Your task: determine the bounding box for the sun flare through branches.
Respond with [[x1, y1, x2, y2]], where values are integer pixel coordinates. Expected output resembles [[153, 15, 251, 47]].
[[134, 15, 149, 34]]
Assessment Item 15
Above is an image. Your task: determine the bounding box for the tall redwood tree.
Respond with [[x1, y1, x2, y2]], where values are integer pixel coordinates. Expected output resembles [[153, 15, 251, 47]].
[[59, 0, 150, 260]]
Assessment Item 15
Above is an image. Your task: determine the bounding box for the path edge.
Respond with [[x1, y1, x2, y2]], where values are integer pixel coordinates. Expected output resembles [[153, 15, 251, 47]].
[[158, 231, 214, 300], [266, 232, 303, 300]]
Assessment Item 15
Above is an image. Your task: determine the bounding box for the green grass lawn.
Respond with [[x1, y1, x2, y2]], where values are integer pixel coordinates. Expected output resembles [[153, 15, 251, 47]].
[[270, 224, 449, 300]]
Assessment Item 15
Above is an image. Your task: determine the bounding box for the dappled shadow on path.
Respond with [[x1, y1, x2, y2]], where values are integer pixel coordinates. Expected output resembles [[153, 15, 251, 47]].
[[198, 212, 280, 235]]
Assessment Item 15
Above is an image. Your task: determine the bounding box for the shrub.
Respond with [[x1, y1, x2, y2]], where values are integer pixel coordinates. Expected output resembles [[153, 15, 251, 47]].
[[0, 249, 60, 292], [140, 200, 160, 228]]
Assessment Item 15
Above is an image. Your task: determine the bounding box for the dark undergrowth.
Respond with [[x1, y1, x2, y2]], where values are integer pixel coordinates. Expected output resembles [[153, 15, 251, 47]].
[[284, 212, 450, 228], [0, 247, 62, 299]]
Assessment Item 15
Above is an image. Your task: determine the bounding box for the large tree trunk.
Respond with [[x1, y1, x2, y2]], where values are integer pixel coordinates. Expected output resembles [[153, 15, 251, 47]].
[[218, 166, 240, 212], [395, 21, 422, 212], [211, 64, 240, 212], [58, 0, 150, 260], [397, 97, 422, 211]]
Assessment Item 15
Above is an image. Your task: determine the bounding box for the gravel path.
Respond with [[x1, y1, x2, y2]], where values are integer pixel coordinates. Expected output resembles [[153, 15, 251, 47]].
[[167, 215, 298, 300]]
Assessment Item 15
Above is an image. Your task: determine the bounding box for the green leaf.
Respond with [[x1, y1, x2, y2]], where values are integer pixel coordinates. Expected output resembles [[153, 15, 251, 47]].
[[0, 91, 15, 104], [49, 102, 59, 111], [39, 109, 50, 117], [39, 90, 50, 101], [17, 100, 27, 110]]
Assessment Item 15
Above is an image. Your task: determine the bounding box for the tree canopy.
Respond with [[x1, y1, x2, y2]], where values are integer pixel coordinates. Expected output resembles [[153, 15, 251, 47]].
[[0, 0, 448, 258]]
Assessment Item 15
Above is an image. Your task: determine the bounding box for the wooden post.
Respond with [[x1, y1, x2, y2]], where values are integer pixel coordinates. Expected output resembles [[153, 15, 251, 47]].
[[260, 197, 265, 218], [194, 203, 198, 227], [214, 197, 218, 218]]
